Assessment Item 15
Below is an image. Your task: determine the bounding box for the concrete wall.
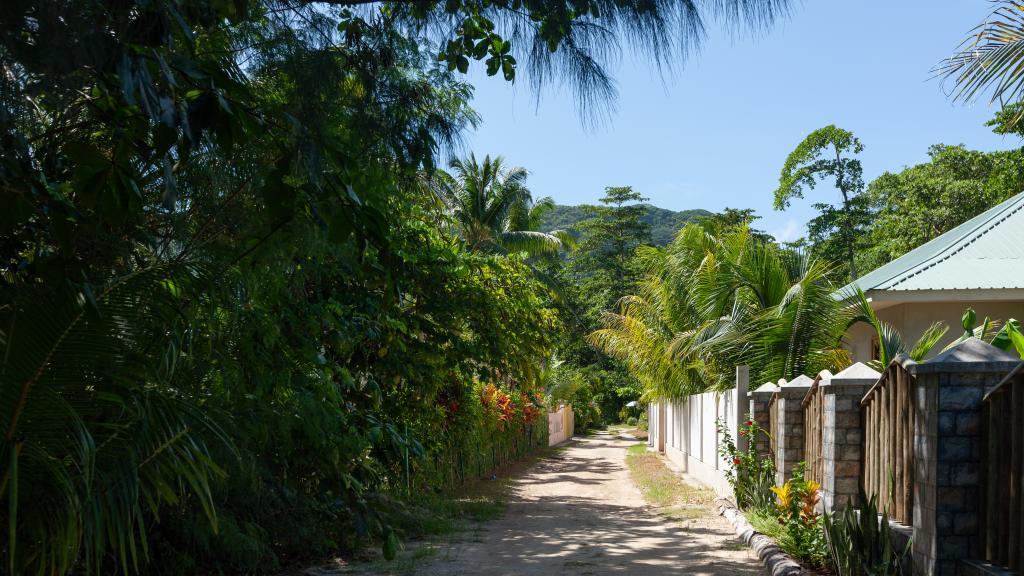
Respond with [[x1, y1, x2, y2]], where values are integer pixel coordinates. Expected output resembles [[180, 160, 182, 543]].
[[547, 405, 574, 446], [846, 301, 1024, 364], [649, 368, 749, 496]]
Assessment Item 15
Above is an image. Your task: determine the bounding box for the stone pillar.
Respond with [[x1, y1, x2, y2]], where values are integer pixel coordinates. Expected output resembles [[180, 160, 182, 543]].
[[909, 338, 1022, 576], [820, 362, 880, 512], [775, 374, 814, 485], [749, 382, 778, 460]]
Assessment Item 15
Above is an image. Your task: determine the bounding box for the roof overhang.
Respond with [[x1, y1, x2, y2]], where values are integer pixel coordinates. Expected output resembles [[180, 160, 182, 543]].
[[863, 288, 1024, 308]]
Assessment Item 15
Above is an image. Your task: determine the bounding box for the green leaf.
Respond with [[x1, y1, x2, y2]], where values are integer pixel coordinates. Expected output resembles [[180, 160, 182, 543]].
[[1009, 322, 1024, 358], [962, 307, 976, 334], [382, 524, 397, 557]]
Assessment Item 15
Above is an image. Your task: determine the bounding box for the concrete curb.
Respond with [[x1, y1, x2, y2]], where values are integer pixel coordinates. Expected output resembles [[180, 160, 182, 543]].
[[713, 498, 819, 576]]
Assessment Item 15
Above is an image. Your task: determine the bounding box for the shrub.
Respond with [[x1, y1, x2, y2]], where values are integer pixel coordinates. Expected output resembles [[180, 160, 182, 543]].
[[770, 462, 829, 569], [823, 493, 909, 576], [626, 416, 639, 427], [638, 411, 649, 431], [717, 417, 776, 511]]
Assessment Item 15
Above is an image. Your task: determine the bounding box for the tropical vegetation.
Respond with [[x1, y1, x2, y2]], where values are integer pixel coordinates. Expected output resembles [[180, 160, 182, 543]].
[[0, 0, 806, 573], [590, 223, 849, 399], [8, 0, 1024, 574]]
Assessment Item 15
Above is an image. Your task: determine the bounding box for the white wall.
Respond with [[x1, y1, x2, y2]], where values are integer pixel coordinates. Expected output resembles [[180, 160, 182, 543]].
[[548, 405, 574, 446], [648, 367, 749, 496]]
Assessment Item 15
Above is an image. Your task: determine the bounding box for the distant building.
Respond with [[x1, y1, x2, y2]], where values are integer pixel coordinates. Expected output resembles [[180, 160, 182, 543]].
[[842, 191, 1024, 363]]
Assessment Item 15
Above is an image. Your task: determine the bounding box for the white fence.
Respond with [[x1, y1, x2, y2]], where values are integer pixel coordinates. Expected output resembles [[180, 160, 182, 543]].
[[647, 366, 748, 495], [547, 405, 574, 446]]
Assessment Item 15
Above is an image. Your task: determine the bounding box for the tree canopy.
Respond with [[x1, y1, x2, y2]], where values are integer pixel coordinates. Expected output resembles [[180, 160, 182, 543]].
[[774, 125, 871, 280]]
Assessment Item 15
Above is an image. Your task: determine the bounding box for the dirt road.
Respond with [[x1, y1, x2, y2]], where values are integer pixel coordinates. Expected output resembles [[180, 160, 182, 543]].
[[411, 433, 764, 575]]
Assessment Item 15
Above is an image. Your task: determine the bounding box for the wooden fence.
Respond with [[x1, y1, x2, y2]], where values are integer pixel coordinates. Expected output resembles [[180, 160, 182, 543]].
[[860, 357, 914, 524], [981, 368, 1024, 570], [802, 376, 824, 486]]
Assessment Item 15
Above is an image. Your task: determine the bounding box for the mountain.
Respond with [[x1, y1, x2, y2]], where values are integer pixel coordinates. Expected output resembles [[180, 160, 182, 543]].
[[538, 204, 713, 246]]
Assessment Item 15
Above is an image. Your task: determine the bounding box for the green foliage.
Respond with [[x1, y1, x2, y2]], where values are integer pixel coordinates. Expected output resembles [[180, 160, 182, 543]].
[[543, 363, 601, 431], [774, 125, 871, 280], [434, 154, 572, 255], [859, 144, 1024, 273], [987, 102, 1024, 137], [0, 2, 562, 573], [843, 286, 949, 368], [0, 0, 795, 571], [823, 493, 909, 576], [571, 187, 652, 314], [939, 2, 1024, 131], [591, 225, 850, 398], [696, 207, 775, 243], [952, 308, 1024, 358], [539, 204, 712, 246], [717, 418, 776, 511], [769, 463, 829, 569], [537, 186, 657, 427]]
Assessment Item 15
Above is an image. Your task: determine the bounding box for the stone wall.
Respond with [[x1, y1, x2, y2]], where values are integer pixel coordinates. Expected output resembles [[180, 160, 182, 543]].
[[775, 375, 813, 485], [908, 339, 1021, 576], [818, 363, 878, 512]]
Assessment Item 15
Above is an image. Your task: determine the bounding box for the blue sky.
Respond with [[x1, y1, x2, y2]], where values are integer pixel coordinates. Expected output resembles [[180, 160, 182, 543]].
[[461, 1, 1021, 242]]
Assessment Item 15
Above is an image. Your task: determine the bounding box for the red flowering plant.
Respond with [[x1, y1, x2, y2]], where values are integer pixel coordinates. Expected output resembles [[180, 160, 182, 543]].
[[521, 392, 542, 425], [480, 383, 499, 413], [480, 382, 519, 430], [717, 417, 776, 511]]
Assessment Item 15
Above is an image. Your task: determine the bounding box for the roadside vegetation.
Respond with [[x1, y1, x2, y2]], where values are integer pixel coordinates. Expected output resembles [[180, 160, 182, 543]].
[[8, 0, 1024, 574]]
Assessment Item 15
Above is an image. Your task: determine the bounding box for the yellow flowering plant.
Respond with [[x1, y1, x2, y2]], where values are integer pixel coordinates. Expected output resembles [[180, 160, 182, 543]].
[[771, 462, 829, 568]]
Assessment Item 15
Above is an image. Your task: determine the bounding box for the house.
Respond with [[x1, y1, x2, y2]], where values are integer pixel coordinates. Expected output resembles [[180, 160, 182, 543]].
[[843, 191, 1024, 363]]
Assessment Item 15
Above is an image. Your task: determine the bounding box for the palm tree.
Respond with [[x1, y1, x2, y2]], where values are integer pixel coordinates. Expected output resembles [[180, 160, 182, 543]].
[[590, 225, 851, 399], [1, 263, 225, 575], [434, 154, 574, 255], [939, 1, 1024, 129]]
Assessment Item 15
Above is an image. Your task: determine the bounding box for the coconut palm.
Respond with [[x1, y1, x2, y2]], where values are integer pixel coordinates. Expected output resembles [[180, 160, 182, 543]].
[[434, 154, 574, 255], [590, 225, 851, 399]]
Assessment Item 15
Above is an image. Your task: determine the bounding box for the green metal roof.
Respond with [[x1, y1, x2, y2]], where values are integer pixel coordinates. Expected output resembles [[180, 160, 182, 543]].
[[840, 191, 1024, 294]]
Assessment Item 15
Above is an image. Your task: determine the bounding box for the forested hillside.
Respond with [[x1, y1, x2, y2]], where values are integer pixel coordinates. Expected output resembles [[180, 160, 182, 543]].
[[539, 204, 711, 246]]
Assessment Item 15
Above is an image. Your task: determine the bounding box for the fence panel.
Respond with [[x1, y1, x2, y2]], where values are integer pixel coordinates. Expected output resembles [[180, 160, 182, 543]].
[[802, 378, 824, 486], [981, 371, 1024, 570], [860, 359, 914, 524]]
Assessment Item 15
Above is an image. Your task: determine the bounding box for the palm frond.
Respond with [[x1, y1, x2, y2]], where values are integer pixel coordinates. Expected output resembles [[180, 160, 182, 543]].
[[909, 322, 950, 362], [938, 1, 1024, 128], [0, 263, 229, 574], [499, 230, 566, 256]]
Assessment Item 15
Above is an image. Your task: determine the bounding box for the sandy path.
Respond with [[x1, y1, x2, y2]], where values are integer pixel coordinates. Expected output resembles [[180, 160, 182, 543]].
[[412, 433, 765, 576]]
